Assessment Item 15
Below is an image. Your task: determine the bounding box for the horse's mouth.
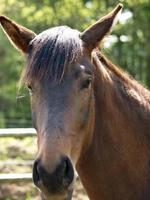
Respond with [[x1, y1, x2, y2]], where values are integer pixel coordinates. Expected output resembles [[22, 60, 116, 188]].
[[41, 189, 73, 200], [37, 176, 75, 200], [35, 172, 75, 200]]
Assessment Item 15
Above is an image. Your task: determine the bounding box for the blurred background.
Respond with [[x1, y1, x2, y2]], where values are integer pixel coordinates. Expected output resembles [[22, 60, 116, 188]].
[[0, 0, 149, 199], [0, 0, 150, 128]]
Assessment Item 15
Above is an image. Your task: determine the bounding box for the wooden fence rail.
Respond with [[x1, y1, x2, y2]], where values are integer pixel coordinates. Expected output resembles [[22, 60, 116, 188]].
[[0, 128, 36, 182], [0, 128, 36, 137], [0, 173, 32, 183], [0, 160, 33, 166]]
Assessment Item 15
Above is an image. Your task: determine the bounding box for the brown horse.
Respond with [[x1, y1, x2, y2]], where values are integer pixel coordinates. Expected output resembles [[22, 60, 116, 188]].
[[1, 4, 150, 200]]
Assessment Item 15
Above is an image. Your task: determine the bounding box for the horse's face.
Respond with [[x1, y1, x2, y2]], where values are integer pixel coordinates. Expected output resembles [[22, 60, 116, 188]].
[[31, 56, 94, 197], [0, 4, 122, 199], [27, 28, 95, 198]]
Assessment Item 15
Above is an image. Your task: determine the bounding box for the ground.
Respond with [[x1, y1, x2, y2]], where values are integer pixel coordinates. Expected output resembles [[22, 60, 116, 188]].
[[0, 137, 88, 200]]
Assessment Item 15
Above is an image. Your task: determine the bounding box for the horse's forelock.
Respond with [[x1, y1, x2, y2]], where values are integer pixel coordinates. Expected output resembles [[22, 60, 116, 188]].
[[21, 26, 82, 84]]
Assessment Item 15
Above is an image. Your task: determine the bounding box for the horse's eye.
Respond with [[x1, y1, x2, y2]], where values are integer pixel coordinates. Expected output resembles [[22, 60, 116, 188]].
[[81, 78, 92, 89]]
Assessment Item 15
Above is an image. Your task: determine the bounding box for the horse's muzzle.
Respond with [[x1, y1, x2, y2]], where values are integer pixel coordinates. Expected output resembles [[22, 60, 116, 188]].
[[33, 156, 74, 196]]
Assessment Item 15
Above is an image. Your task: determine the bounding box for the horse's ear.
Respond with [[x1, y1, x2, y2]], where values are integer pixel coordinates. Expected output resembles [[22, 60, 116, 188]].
[[81, 4, 123, 50], [0, 16, 36, 53]]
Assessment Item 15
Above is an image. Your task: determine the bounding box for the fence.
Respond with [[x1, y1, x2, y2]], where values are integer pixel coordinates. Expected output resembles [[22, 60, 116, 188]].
[[0, 128, 36, 183]]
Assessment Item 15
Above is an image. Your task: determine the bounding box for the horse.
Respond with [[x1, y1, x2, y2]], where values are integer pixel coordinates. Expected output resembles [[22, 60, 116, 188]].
[[1, 4, 150, 200]]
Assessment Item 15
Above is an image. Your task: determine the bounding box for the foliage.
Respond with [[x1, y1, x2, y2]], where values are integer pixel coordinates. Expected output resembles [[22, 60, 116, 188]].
[[0, 0, 149, 127]]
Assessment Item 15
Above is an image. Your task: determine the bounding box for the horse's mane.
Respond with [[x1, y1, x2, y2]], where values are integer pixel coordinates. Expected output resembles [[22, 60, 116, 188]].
[[93, 50, 150, 104], [21, 26, 82, 84]]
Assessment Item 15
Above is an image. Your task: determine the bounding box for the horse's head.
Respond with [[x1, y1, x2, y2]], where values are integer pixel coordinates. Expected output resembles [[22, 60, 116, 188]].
[[0, 4, 122, 199]]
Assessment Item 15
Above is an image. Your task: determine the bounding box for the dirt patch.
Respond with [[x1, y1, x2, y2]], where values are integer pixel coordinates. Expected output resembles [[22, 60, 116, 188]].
[[0, 183, 40, 200]]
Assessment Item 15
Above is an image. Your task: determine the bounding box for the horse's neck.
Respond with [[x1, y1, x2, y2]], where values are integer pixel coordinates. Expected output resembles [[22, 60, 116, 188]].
[[77, 57, 150, 200]]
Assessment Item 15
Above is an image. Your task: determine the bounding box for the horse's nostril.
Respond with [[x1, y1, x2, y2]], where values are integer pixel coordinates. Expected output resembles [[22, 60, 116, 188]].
[[62, 157, 74, 187], [33, 159, 41, 186]]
